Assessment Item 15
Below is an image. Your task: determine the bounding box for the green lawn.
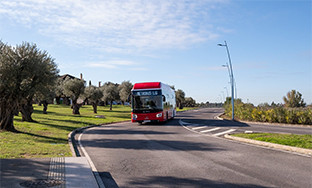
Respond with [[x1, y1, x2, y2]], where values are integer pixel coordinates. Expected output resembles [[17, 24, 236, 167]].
[[232, 133, 312, 149], [0, 104, 131, 158]]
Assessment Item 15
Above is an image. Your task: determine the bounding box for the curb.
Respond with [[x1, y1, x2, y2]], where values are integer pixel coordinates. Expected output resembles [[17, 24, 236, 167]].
[[67, 121, 130, 188], [239, 120, 312, 128], [224, 134, 312, 156], [68, 124, 101, 157]]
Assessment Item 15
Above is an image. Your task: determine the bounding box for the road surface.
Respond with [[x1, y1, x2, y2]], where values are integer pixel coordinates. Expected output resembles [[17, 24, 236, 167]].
[[80, 108, 312, 188]]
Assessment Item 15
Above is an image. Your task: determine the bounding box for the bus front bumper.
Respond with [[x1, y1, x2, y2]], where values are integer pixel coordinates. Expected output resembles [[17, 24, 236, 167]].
[[131, 112, 164, 123]]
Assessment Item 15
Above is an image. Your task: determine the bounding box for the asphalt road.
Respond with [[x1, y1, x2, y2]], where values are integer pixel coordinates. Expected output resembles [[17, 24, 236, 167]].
[[80, 108, 312, 188]]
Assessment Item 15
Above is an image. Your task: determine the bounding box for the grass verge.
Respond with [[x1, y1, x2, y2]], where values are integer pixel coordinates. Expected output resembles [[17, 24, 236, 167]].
[[0, 104, 131, 158], [231, 133, 312, 149], [176, 107, 198, 112]]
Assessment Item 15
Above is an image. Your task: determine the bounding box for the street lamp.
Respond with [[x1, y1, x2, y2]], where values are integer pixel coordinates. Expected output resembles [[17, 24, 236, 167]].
[[224, 86, 229, 97], [223, 64, 237, 99], [218, 40, 235, 120]]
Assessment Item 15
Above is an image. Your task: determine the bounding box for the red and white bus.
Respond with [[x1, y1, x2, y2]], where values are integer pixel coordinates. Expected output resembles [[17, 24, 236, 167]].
[[131, 82, 176, 124]]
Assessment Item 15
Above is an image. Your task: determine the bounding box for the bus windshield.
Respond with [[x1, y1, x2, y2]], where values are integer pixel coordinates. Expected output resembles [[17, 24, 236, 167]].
[[132, 90, 163, 113]]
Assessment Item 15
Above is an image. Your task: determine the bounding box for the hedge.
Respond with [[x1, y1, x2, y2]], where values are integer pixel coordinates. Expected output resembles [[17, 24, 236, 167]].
[[224, 100, 312, 125]]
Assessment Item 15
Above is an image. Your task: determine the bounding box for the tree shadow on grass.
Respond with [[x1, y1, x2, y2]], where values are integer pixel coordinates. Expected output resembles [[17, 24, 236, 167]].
[[110, 114, 131, 119], [36, 121, 78, 132], [15, 130, 68, 144], [37, 117, 97, 130]]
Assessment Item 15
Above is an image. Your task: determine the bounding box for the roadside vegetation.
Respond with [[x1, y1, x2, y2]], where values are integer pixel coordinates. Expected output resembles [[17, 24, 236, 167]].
[[232, 133, 312, 149], [176, 107, 198, 112], [0, 105, 131, 158], [223, 90, 312, 125]]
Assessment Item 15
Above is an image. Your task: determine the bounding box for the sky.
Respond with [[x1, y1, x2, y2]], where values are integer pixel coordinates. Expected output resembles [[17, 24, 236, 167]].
[[0, 0, 311, 105]]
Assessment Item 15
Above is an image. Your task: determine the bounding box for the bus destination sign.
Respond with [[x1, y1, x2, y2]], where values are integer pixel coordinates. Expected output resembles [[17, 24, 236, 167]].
[[133, 90, 162, 96]]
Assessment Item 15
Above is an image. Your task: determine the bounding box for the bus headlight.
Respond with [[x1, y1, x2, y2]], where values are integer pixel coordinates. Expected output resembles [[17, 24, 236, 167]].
[[133, 114, 137, 119], [156, 113, 162, 118]]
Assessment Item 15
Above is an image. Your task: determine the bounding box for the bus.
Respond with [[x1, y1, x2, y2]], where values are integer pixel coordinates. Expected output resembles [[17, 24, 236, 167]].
[[131, 82, 176, 124]]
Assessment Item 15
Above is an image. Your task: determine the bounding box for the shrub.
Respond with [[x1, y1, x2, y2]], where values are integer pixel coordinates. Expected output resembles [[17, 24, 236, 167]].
[[224, 100, 311, 125]]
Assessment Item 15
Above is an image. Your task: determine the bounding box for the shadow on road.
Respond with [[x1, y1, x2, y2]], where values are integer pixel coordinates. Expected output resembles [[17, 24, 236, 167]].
[[125, 176, 268, 188], [180, 118, 249, 127], [87, 128, 175, 135], [81, 138, 225, 152], [0, 158, 51, 188], [136, 118, 249, 128]]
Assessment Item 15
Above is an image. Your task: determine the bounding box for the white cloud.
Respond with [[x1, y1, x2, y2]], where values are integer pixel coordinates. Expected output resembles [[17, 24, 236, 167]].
[[87, 60, 138, 69], [0, 0, 228, 53]]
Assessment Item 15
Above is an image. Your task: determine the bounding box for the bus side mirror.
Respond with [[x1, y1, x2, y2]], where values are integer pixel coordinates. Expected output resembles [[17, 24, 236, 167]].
[[162, 95, 166, 102]]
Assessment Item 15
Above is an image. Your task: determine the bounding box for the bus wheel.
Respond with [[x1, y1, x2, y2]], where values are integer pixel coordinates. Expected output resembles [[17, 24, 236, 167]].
[[138, 121, 143, 125]]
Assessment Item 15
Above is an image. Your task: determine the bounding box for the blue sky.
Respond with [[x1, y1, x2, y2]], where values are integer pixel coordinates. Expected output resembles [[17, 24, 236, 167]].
[[0, 0, 311, 105]]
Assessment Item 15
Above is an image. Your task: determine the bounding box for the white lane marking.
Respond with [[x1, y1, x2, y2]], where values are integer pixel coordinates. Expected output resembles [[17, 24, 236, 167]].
[[192, 126, 207, 130], [200, 127, 221, 133], [179, 119, 191, 125], [213, 129, 236, 136]]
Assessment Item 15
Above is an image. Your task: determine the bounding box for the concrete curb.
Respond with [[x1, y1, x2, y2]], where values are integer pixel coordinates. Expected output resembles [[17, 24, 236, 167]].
[[224, 134, 312, 156], [67, 121, 130, 188], [68, 124, 101, 157], [239, 120, 312, 128]]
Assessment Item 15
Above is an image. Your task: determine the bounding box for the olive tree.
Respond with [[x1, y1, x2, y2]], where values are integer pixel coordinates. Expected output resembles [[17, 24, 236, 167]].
[[83, 86, 103, 113], [283, 90, 306, 108], [101, 82, 119, 110], [0, 41, 58, 131], [118, 81, 133, 105], [63, 78, 85, 114], [184, 97, 196, 107], [175, 89, 185, 109], [35, 87, 56, 114]]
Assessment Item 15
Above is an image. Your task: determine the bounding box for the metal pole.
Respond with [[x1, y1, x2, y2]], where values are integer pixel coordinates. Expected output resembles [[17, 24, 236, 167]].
[[219, 41, 235, 120], [224, 87, 229, 97]]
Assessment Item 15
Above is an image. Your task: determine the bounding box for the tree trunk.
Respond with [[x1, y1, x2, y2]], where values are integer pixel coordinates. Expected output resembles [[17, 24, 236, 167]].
[[72, 100, 80, 115], [0, 104, 17, 132], [42, 100, 48, 114], [64, 97, 70, 105], [55, 97, 60, 104], [110, 100, 113, 110], [92, 102, 97, 113], [20, 101, 34, 122], [179, 102, 183, 109]]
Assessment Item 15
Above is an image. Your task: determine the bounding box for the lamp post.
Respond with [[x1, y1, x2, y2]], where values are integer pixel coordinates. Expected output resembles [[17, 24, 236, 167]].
[[218, 41, 235, 120], [224, 86, 229, 97]]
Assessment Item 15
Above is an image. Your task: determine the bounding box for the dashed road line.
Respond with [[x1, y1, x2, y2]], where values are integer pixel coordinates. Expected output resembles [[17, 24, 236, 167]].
[[200, 127, 221, 133], [192, 126, 207, 130], [213, 129, 236, 136], [179, 119, 239, 137]]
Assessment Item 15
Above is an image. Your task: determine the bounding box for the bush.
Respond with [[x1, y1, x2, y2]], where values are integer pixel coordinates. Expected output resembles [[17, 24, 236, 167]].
[[224, 99, 311, 125]]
